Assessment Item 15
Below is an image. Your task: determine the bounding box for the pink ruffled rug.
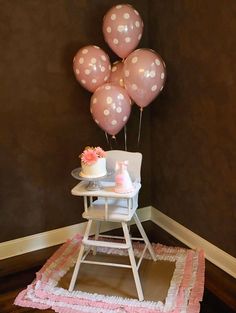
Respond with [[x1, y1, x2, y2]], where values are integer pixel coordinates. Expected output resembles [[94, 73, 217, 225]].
[[14, 234, 205, 313]]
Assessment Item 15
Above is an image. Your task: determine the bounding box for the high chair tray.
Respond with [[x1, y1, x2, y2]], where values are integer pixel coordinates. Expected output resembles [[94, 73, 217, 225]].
[[71, 181, 141, 198]]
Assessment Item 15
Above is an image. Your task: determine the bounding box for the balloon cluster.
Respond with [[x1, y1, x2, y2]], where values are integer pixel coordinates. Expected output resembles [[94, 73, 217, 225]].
[[73, 4, 166, 139]]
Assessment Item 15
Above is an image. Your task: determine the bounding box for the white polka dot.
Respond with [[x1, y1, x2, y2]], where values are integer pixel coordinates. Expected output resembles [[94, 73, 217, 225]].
[[134, 10, 139, 16], [101, 66, 105, 72], [104, 75, 108, 81], [79, 58, 84, 64], [85, 69, 90, 75], [104, 109, 110, 116], [81, 79, 86, 84], [135, 21, 140, 28], [93, 98, 97, 104], [94, 46, 100, 49], [125, 70, 130, 77], [125, 37, 131, 43], [116, 107, 122, 113], [111, 14, 116, 20], [112, 103, 116, 109], [132, 84, 138, 90], [112, 66, 117, 72], [118, 93, 124, 100], [82, 49, 88, 54], [161, 72, 165, 79], [92, 79, 97, 84], [90, 108, 93, 113], [106, 96, 112, 104], [132, 57, 138, 64], [139, 68, 145, 74], [75, 68, 80, 74], [91, 58, 97, 64], [117, 25, 125, 32], [138, 33, 142, 40], [151, 85, 157, 91], [160, 85, 164, 91], [123, 116, 128, 122], [106, 26, 112, 33], [113, 38, 119, 44], [150, 70, 156, 78], [101, 55, 107, 61], [123, 13, 130, 19], [111, 120, 117, 125], [155, 59, 161, 66], [105, 85, 111, 90], [95, 119, 99, 124], [73, 57, 75, 63], [116, 5, 122, 9]]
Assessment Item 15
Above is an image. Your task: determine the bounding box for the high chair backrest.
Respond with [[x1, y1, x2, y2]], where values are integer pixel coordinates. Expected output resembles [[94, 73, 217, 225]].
[[106, 150, 142, 183]]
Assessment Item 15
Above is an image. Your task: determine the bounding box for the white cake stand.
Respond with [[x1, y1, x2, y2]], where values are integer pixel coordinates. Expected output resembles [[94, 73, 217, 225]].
[[71, 167, 110, 191]]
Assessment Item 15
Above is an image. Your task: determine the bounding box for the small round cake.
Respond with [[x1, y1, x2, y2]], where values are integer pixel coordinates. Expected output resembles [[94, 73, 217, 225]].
[[79, 146, 107, 178], [80, 158, 106, 178]]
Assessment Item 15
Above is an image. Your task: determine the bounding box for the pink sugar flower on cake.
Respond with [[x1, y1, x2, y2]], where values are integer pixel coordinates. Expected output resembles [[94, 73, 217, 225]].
[[95, 147, 106, 158], [81, 148, 98, 165]]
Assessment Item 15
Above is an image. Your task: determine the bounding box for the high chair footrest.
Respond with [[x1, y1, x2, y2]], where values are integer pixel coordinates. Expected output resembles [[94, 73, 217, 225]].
[[82, 239, 130, 249]]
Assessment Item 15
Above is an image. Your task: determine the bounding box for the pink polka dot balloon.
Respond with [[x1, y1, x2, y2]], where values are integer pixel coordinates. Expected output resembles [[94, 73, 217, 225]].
[[102, 4, 143, 59], [123, 48, 166, 109], [90, 83, 132, 136], [109, 60, 125, 88], [73, 45, 111, 93]]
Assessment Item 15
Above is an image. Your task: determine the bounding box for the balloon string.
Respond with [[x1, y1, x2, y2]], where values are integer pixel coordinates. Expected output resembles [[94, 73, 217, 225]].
[[105, 132, 109, 148], [124, 125, 127, 151], [137, 108, 143, 146], [104, 132, 112, 150]]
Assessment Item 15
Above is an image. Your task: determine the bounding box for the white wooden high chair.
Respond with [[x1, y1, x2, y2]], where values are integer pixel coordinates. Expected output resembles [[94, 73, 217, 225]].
[[69, 150, 156, 301]]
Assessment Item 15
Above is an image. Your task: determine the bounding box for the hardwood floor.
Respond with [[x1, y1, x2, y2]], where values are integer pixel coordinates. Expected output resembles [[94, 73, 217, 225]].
[[0, 221, 235, 313], [0, 246, 58, 313], [0, 268, 54, 312]]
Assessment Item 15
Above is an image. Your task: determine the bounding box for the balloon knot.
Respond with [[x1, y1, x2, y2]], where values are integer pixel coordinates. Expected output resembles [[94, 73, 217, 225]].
[[112, 135, 116, 139]]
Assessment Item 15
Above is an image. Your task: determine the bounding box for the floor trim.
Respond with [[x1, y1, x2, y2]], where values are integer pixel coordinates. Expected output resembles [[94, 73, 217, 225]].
[[151, 206, 236, 278]]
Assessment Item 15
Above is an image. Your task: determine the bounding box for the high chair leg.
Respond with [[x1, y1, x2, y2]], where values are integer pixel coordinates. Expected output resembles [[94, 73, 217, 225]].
[[93, 221, 101, 255], [133, 213, 157, 261], [69, 219, 93, 291], [122, 222, 144, 301]]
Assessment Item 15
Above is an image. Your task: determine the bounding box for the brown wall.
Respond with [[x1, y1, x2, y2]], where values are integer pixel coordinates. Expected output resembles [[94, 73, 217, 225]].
[[150, 0, 236, 256], [0, 0, 150, 242], [1, 0, 235, 259]]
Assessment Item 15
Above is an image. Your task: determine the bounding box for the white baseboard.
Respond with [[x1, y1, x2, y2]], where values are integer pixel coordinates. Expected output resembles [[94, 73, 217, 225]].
[[0, 206, 151, 260], [151, 206, 236, 278], [1, 205, 235, 279]]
